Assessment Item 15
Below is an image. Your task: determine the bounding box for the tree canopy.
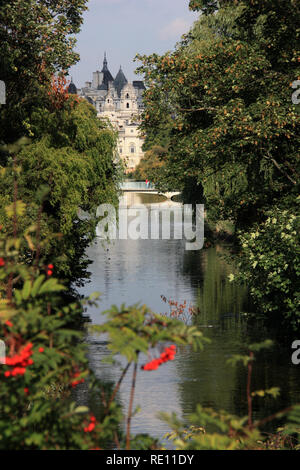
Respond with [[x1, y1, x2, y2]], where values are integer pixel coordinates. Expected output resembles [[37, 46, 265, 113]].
[[0, 0, 121, 284], [137, 0, 300, 225], [0, 0, 87, 141], [136, 0, 300, 328]]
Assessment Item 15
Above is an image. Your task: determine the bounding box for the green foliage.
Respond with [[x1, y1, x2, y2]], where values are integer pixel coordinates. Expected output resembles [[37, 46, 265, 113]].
[[251, 388, 280, 399], [0, 0, 121, 285], [1, 0, 299, 451], [137, 1, 299, 225], [92, 303, 209, 363], [129, 434, 160, 450], [161, 340, 300, 450], [160, 405, 262, 450], [133, 146, 167, 182], [231, 207, 300, 329], [0, 0, 88, 140], [90, 303, 210, 449], [227, 339, 274, 367], [0, 199, 212, 449], [0, 216, 123, 450], [284, 405, 300, 447], [0, 98, 120, 284], [189, 0, 222, 15], [136, 0, 300, 330], [1, 209, 299, 449]]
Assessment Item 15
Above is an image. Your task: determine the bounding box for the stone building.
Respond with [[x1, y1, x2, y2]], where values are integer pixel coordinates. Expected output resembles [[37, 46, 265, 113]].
[[72, 54, 146, 172]]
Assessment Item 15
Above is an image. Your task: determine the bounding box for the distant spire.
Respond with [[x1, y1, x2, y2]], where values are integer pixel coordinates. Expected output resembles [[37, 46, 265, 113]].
[[100, 52, 114, 86], [68, 77, 77, 95], [103, 52, 108, 70]]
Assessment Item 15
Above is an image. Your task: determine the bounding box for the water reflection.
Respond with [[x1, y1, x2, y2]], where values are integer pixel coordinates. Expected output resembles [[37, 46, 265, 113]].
[[79, 193, 300, 442]]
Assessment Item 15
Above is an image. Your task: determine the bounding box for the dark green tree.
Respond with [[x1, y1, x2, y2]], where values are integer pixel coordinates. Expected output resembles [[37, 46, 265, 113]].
[[0, 0, 121, 284], [137, 0, 300, 225]]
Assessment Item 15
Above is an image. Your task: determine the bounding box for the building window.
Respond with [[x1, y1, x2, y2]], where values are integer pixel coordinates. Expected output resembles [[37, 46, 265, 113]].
[[130, 145, 135, 154], [126, 93, 130, 99], [126, 103, 130, 109]]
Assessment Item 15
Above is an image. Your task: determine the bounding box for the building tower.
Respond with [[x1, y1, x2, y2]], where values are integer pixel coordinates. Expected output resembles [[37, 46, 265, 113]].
[[77, 54, 146, 173]]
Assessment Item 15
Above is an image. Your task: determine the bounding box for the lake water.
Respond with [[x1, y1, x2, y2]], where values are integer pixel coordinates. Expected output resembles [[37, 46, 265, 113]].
[[79, 192, 300, 444]]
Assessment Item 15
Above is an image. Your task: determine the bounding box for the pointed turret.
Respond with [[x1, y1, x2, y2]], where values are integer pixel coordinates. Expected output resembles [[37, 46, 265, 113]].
[[103, 52, 108, 70], [68, 77, 77, 95], [100, 52, 114, 88], [113, 66, 128, 97]]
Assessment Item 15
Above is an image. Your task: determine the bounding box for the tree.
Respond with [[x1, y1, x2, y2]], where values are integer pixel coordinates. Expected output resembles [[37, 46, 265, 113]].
[[0, 94, 120, 284], [0, 0, 88, 142], [188, 0, 230, 15], [0, 0, 121, 284], [232, 205, 300, 331], [133, 145, 167, 181], [137, 0, 300, 226], [0, 201, 207, 449], [136, 0, 300, 328]]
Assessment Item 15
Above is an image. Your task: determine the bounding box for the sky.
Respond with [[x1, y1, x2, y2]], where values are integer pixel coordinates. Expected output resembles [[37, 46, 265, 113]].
[[69, 0, 198, 88]]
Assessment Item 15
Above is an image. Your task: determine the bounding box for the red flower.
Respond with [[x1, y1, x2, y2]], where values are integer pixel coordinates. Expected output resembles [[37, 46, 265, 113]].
[[141, 345, 177, 371], [11, 367, 26, 376], [47, 270, 53, 276], [84, 415, 97, 433], [24, 388, 29, 395], [4, 320, 13, 327], [38, 347, 44, 353], [47, 264, 54, 269], [0, 258, 5, 267], [4, 343, 34, 377], [71, 371, 84, 387], [84, 423, 95, 433]]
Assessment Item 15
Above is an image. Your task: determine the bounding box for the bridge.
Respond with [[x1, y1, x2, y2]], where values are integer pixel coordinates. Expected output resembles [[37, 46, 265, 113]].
[[120, 181, 180, 200]]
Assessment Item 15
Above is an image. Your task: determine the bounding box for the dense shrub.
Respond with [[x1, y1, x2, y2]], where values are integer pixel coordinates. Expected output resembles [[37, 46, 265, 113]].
[[231, 205, 300, 330]]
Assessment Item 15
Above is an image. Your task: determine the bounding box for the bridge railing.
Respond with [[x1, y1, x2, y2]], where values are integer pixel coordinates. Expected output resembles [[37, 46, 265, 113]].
[[120, 181, 155, 190]]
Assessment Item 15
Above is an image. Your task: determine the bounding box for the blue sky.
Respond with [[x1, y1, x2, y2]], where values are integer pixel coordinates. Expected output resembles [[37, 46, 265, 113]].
[[69, 0, 198, 87]]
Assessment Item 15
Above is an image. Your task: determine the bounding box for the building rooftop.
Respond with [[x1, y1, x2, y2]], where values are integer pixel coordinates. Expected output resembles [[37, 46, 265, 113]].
[[68, 78, 77, 95], [133, 80, 146, 90], [101, 52, 114, 88], [114, 66, 128, 96]]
